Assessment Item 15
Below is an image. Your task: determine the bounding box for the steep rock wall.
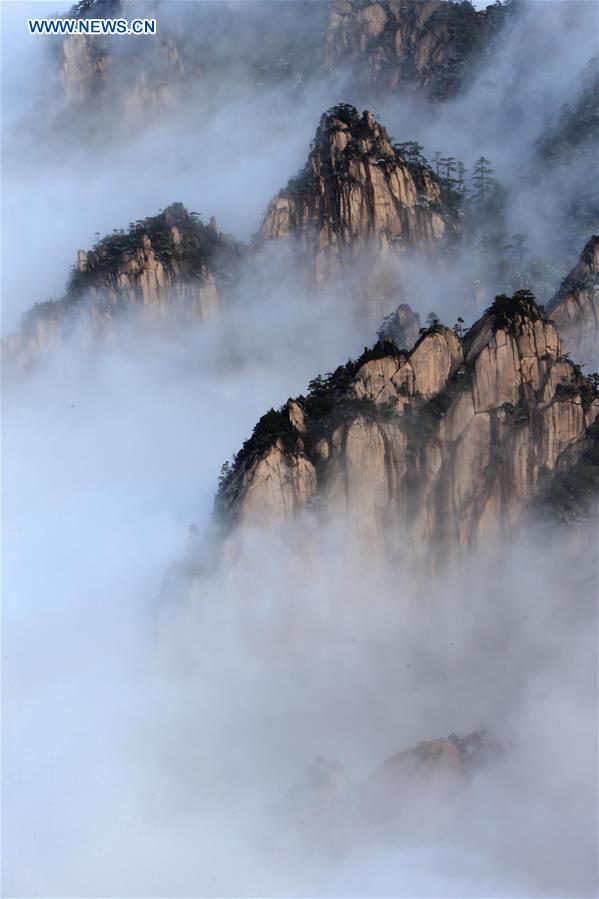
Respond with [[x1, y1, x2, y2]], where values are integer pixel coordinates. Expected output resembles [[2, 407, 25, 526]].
[[4, 203, 241, 368], [57, 0, 328, 126], [258, 104, 459, 321], [325, 0, 508, 101], [548, 235, 599, 368], [217, 292, 599, 561]]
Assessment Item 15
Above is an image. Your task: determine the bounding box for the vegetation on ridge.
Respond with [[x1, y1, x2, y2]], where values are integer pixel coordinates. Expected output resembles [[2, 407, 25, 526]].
[[215, 288, 599, 522], [21, 203, 242, 333]]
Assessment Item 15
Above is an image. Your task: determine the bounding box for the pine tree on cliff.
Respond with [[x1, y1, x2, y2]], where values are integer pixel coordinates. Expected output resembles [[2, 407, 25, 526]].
[[457, 161, 467, 196], [471, 157, 495, 205], [395, 141, 426, 166], [441, 156, 458, 191], [453, 316, 466, 338], [468, 156, 507, 268]]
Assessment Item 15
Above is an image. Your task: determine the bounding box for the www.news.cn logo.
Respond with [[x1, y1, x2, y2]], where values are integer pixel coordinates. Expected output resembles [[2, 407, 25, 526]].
[[28, 18, 157, 36]]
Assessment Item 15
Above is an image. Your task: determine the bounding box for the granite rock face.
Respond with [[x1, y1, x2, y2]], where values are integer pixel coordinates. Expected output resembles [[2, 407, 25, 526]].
[[259, 104, 458, 321], [216, 291, 599, 561], [66, 203, 237, 317], [325, 0, 508, 101], [58, 0, 510, 123], [57, 0, 328, 126], [4, 204, 241, 368], [548, 235, 599, 369], [6, 104, 456, 366], [59, 0, 183, 120]]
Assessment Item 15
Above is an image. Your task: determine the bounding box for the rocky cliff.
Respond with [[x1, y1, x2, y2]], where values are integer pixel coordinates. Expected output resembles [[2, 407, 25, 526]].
[[57, 0, 328, 126], [548, 235, 599, 369], [377, 302, 421, 349], [5, 102, 451, 367], [216, 290, 599, 561], [279, 730, 489, 840], [4, 203, 241, 368], [59, 0, 185, 122], [259, 104, 458, 320], [325, 0, 509, 102], [57, 0, 510, 125]]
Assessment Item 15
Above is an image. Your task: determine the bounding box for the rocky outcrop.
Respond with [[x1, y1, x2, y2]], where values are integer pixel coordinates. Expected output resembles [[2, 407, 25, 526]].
[[59, 0, 193, 117], [377, 302, 421, 349], [325, 0, 509, 102], [259, 105, 458, 320], [54, 1, 185, 116], [58, 1, 510, 123], [57, 0, 328, 126], [4, 203, 241, 368], [279, 731, 489, 838], [548, 235, 599, 368], [216, 291, 599, 562], [360, 730, 488, 821], [66, 203, 240, 315]]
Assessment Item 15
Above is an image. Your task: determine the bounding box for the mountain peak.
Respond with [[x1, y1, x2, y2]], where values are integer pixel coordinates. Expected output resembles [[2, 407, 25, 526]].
[[259, 106, 458, 317], [315, 103, 391, 147], [4, 203, 241, 369], [308, 104, 413, 180]]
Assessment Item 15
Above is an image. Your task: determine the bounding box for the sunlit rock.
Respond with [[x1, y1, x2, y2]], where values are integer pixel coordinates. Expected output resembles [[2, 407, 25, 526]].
[[216, 290, 599, 562]]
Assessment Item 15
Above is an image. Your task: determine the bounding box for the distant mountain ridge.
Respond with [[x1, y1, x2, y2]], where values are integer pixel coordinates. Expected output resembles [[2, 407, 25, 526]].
[[55, 0, 513, 127], [325, 0, 510, 102]]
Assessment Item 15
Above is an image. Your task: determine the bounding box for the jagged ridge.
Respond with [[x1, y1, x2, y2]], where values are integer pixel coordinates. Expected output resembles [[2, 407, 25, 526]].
[[58, 0, 512, 119], [258, 104, 458, 320], [216, 289, 599, 559], [259, 104, 458, 265], [5, 203, 242, 368], [65, 202, 240, 309], [325, 0, 510, 102]]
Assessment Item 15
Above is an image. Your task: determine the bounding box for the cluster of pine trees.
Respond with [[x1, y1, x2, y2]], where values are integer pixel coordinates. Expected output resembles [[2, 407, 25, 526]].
[[431, 150, 561, 300], [396, 136, 566, 305]]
